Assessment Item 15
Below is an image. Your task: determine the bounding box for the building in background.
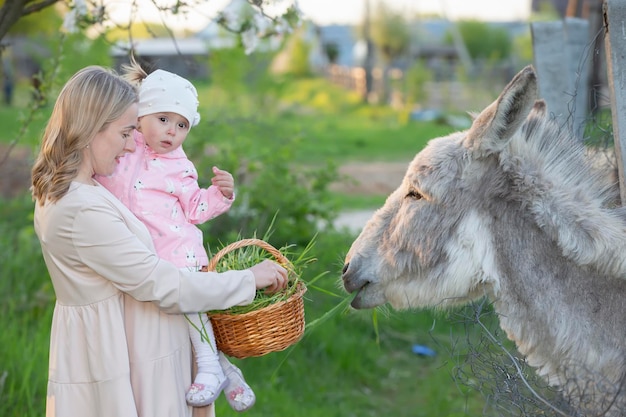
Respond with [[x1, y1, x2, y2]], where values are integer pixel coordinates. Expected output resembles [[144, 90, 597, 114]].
[[111, 37, 208, 78]]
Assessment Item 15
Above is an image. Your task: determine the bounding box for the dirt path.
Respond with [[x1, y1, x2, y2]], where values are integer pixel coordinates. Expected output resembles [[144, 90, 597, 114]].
[[331, 160, 410, 196], [0, 145, 33, 198], [0, 141, 410, 233], [1, 142, 410, 199], [330, 161, 410, 232]]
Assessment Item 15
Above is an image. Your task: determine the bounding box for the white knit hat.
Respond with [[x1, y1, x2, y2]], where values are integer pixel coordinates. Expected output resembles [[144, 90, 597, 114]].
[[137, 69, 201, 127]]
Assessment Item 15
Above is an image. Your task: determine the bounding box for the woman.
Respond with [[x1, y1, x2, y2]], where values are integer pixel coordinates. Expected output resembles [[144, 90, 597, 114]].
[[31, 66, 288, 417]]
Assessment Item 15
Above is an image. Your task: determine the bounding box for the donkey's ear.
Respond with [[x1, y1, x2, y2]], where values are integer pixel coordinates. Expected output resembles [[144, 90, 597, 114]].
[[530, 99, 547, 117], [465, 65, 538, 156]]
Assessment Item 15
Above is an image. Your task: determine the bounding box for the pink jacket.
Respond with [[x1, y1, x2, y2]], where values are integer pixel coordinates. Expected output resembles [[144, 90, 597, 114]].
[[96, 131, 233, 268]]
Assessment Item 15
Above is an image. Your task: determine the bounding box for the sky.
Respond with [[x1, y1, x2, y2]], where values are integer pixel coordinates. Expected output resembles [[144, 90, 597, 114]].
[[298, 0, 532, 25], [108, 0, 533, 31]]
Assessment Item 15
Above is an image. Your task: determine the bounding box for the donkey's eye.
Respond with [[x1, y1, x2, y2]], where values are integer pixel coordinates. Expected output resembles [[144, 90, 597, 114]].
[[406, 188, 423, 200]]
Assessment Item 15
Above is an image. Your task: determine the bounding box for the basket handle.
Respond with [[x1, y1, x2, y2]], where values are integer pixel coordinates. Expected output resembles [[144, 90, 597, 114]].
[[206, 238, 293, 273]]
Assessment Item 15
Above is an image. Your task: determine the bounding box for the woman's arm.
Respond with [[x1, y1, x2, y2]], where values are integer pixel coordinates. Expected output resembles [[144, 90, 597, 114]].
[[72, 201, 255, 313]]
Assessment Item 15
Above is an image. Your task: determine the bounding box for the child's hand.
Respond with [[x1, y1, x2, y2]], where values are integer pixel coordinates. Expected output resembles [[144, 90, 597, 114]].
[[211, 166, 234, 199]]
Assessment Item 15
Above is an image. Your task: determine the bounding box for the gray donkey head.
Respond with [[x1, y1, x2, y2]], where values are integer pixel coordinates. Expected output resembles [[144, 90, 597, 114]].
[[342, 65, 625, 311]]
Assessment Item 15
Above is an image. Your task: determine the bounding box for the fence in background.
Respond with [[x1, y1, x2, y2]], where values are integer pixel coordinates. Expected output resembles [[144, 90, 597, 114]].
[[323, 63, 512, 113]]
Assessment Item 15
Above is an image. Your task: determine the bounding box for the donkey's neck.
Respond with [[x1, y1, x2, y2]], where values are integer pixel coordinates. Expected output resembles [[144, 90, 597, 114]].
[[490, 213, 626, 386]]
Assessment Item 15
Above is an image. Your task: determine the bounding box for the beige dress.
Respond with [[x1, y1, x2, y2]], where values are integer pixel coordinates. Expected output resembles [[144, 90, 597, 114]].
[[35, 182, 256, 417]]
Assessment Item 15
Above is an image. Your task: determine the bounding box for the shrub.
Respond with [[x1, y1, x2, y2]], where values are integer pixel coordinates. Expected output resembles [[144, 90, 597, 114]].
[[189, 129, 339, 249]]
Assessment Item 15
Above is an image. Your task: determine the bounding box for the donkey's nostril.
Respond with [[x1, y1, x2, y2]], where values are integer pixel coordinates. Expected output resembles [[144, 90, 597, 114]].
[[342, 263, 349, 275]]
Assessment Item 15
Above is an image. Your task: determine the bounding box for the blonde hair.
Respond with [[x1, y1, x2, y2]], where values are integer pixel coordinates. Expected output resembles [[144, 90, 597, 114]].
[[31, 66, 138, 205], [121, 55, 149, 86]]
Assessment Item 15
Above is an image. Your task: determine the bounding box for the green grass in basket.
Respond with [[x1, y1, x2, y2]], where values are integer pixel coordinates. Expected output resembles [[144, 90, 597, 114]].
[[207, 239, 315, 315]]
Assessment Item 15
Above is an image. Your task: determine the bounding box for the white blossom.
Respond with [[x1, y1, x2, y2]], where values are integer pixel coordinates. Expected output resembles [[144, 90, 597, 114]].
[[74, 0, 88, 16], [57, 0, 304, 53], [61, 0, 89, 33], [218, 9, 239, 29], [252, 12, 272, 36], [241, 27, 259, 55], [292, 1, 302, 26], [91, 5, 105, 23], [274, 17, 292, 35], [62, 9, 79, 33]]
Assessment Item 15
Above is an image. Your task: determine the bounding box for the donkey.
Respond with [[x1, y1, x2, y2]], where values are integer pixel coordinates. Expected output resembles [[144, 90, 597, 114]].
[[341, 66, 626, 416]]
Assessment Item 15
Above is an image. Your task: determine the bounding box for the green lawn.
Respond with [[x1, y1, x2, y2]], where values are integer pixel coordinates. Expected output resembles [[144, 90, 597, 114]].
[[0, 79, 454, 164]]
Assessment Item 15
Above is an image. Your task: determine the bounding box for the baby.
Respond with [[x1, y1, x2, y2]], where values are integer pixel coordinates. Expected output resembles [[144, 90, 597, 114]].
[[96, 61, 255, 411]]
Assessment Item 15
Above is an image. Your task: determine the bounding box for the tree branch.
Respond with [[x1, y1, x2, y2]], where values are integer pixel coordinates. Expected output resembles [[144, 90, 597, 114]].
[[0, 0, 61, 45], [22, 0, 62, 16]]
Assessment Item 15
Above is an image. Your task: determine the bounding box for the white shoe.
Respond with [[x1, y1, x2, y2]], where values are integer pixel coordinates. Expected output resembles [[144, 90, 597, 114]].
[[219, 353, 256, 412], [186, 372, 229, 407]]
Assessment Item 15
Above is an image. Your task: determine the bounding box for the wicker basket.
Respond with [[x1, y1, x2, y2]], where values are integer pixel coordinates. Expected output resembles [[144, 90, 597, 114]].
[[207, 238, 307, 359]]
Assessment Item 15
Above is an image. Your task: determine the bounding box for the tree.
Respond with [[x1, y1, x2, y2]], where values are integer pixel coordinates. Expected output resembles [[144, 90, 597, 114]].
[[0, 0, 302, 158], [369, 2, 410, 65], [444, 21, 512, 62], [0, 1, 302, 50], [365, 1, 409, 104], [3, 0, 61, 38], [0, 0, 60, 43]]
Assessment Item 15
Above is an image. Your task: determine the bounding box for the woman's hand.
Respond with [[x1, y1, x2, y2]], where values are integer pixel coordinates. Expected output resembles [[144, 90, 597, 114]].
[[249, 260, 288, 294]]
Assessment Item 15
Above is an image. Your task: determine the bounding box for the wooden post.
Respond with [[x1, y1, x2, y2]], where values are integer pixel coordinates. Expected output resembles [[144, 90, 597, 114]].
[[362, 0, 374, 103], [531, 19, 590, 139], [604, 0, 626, 203], [564, 17, 591, 139], [531, 21, 570, 123]]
